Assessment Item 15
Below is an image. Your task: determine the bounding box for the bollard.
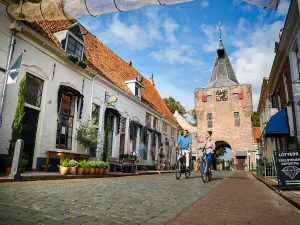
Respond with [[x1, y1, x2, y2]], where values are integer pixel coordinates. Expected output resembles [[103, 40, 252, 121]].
[[8, 139, 24, 181]]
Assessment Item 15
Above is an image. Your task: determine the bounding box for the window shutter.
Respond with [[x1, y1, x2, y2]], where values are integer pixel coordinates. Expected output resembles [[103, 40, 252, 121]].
[[238, 92, 244, 100], [202, 95, 207, 102]]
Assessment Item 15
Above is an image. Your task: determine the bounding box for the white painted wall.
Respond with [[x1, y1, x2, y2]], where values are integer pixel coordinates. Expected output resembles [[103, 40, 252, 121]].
[[0, 6, 93, 169]]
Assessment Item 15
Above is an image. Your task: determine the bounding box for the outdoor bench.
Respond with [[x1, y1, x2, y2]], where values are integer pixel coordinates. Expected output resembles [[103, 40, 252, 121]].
[[46, 150, 90, 165]]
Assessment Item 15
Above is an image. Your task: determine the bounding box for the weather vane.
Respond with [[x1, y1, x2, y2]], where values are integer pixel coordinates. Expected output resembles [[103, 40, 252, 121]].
[[219, 22, 222, 41]]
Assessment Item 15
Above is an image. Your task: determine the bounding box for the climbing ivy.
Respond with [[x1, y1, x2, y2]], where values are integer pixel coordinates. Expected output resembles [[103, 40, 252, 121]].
[[8, 76, 27, 156], [102, 113, 112, 162]]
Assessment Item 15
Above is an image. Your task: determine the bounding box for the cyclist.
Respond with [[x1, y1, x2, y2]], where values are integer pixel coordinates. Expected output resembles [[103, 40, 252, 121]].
[[174, 130, 192, 170], [198, 131, 215, 172]]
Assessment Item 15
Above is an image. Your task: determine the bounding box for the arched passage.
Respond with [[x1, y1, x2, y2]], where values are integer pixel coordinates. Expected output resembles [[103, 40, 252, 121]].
[[214, 141, 232, 170]]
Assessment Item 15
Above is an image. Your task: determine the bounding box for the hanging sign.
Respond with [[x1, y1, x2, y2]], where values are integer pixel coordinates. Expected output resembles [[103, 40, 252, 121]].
[[274, 151, 300, 189], [105, 92, 119, 105]]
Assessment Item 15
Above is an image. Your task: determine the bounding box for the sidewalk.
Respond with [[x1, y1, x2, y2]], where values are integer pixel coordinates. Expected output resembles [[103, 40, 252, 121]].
[[252, 173, 300, 211], [163, 172, 300, 225], [0, 170, 174, 183]]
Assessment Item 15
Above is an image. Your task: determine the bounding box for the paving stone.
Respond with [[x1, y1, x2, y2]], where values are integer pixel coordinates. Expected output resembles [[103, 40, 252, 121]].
[[0, 216, 19, 225], [78, 215, 98, 222], [95, 218, 114, 225], [62, 218, 86, 225], [39, 218, 63, 225], [23, 215, 48, 223]]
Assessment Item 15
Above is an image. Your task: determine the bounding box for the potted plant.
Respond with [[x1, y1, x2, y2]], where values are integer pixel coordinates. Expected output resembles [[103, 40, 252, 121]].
[[76, 118, 98, 157], [104, 162, 110, 175], [60, 158, 70, 175], [42, 163, 52, 172], [77, 160, 85, 175], [68, 54, 79, 63], [68, 159, 78, 175], [20, 158, 28, 173], [89, 161, 96, 175], [99, 161, 105, 175], [95, 161, 100, 175], [4, 157, 12, 176], [83, 160, 90, 175], [78, 60, 87, 69]]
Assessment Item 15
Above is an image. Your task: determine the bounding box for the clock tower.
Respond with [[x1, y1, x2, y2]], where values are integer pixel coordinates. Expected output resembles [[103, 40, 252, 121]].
[[194, 35, 253, 170]]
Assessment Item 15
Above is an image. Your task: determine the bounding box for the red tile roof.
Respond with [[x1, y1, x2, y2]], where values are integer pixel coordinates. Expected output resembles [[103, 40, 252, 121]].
[[253, 127, 261, 143], [25, 20, 176, 122]]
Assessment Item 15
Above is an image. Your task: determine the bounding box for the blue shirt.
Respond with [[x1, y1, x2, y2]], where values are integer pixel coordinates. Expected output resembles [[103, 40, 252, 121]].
[[177, 136, 192, 150]]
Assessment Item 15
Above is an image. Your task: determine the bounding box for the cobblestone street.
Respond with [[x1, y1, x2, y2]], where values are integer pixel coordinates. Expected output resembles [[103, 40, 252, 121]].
[[0, 172, 231, 225]]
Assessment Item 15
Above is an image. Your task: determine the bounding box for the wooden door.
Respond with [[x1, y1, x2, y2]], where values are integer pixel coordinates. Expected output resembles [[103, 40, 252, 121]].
[[237, 157, 246, 170]]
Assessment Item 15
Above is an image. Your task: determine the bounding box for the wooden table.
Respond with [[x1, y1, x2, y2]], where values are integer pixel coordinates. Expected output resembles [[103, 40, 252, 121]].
[[46, 150, 90, 164]]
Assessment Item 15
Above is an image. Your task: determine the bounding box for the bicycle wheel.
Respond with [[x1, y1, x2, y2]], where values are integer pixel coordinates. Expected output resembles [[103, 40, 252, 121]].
[[208, 167, 212, 181], [175, 161, 182, 180], [185, 166, 190, 179], [201, 160, 208, 183]]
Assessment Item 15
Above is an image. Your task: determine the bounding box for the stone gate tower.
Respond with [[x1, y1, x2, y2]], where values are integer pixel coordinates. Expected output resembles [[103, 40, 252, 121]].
[[194, 37, 253, 170]]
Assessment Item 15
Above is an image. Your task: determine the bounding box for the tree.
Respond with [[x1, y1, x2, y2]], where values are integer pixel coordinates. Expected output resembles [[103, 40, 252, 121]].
[[188, 109, 197, 126], [215, 147, 227, 160], [252, 111, 260, 127], [163, 97, 187, 116]]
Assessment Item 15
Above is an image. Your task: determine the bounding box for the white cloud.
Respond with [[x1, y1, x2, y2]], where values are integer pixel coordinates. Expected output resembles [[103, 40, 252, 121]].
[[276, 0, 290, 16], [200, 0, 209, 8], [162, 18, 179, 44], [151, 45, 202, 67], [97, 8, 163, 50], [155, 77, 195, 110], [200, 24, 219, 52], [230, 20, 284, 110]]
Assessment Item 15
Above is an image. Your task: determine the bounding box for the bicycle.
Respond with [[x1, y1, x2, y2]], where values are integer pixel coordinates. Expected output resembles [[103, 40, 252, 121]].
[[175, 147, 191, 180], [199, 149, 212, 183]]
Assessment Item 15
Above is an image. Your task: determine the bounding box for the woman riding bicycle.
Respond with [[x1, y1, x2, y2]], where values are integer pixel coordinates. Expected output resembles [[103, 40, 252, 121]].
[[174, 130, 192, 170], [198, 131, 215, 172]]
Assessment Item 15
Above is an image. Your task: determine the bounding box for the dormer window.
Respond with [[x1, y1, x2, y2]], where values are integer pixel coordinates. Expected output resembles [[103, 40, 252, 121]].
[[125, 77, 143, 100], [66, 34, 83, 59]]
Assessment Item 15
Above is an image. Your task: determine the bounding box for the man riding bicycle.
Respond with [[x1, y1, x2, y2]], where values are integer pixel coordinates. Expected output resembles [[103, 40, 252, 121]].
[[174, 130, 192, 170], [198, 131, 215, 171]]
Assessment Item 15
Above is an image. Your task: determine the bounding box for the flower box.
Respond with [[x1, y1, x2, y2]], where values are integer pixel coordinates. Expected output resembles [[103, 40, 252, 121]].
[[78, 60, 87, 69], [68, 54, 79, 63]]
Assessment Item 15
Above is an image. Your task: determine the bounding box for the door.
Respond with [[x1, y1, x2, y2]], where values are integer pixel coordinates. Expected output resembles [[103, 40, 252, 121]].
[[20, 107, 39, 169], [237, 157, 246, 171]]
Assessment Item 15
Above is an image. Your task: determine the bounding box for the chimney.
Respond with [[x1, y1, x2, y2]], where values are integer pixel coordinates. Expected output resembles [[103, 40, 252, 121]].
[[149, 74, 155, 87], [127, 61, 132, 66]]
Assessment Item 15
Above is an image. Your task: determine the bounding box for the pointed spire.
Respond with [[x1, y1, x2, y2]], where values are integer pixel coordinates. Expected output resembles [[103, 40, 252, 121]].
[[206, 24, 239, 88]]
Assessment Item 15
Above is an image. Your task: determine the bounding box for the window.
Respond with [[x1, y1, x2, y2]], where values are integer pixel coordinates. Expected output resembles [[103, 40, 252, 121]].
[[234, 112, 240, 126], [25, 73, 43, 107], [91, 103, 100, 127], [153, 117, 159, 130], [119, 117, 127, 155], [233, 93, 239, 101], [207, 113, 213, 128], [66, 35, 83, 59], [135, 84, 139, 96], [207, 95, 212, 102], [283, 73, 289, 103], [146, 113, 151, 127], [56, 92, 75, 149], [163, 121, 167, 134], [171, 127, 175, 137]]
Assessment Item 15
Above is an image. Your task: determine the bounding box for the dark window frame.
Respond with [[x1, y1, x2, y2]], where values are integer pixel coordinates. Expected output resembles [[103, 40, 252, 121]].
[[25, 73, 44, 108], [207, 113, 213, 128], [234, 112, 240, 126], [66, 33, 84, 60], [56, 92, 75, 150]]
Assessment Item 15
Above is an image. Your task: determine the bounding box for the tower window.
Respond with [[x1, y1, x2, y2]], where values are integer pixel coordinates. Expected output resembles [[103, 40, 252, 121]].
[[234, 112, 240, 126], [207, 113, 213, 128], [233, 93, 238, 101]]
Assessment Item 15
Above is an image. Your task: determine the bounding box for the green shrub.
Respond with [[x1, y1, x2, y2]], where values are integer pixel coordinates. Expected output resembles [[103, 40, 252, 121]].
[[42, 163, 52, 169], [8, 77, 27, 156], [68, 159, 78, 167], [21, 158, 28, 168], [60, 158, 70, 167], [4, 157, 12, 167]]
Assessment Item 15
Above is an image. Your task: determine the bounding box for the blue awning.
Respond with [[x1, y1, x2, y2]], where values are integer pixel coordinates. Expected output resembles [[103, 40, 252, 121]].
[[264, 108, 289, 137]]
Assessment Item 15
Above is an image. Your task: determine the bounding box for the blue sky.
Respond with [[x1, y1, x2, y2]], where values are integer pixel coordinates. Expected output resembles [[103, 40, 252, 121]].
[[79, 0, 290, 111]]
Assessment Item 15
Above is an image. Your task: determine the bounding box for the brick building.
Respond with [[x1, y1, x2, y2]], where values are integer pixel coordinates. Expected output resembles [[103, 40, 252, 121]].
[[194, 39, 253, 170]]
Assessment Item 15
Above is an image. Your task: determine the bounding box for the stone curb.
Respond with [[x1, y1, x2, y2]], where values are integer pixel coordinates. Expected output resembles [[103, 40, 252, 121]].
[[251, 172, 300, 211], [1, 171, 175, 182]]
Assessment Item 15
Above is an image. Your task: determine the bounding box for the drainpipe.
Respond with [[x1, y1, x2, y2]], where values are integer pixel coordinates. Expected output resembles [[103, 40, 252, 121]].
[[90, 75, 96, 118], [0, 32, 16, 127]]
